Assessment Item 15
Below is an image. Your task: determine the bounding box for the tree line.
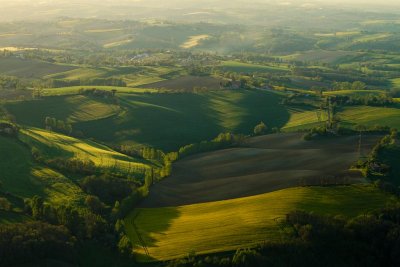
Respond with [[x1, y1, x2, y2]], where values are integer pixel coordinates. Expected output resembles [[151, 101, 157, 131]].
[[44, 77, 126, 88]]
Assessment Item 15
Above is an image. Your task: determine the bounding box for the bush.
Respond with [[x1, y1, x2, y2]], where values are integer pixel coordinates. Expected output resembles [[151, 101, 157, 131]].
[[253, 121, 267, 136]]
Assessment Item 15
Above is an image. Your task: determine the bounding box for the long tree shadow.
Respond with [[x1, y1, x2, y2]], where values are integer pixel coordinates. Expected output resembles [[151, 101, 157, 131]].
[[228, 90, 291, 134], [125, 207, 181, 261], [78, 92, 225, 151]]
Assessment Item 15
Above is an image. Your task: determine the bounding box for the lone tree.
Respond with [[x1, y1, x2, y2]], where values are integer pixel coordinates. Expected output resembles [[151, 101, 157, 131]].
[[254, 121, 267, 135]]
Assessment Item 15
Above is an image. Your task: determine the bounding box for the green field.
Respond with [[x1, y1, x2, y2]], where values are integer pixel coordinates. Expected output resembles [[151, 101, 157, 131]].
[[323, 90, 386, 97], [282, 107, 325, 130], [6, 89, 400, 152], [42, 86, 158, 96], [76, 90, 289, 151], [338, 106, 400, 129], [138, 75, 223, 90], [0, 57, 75, 78], [283, 104, 400, 131], [6, 95, 120, 126], [19, 128, 151, 175], [220, 61, 289, 73], [0, 136, 85, 206], [284, 50, 360, 64], [126, 185, 394, 261]]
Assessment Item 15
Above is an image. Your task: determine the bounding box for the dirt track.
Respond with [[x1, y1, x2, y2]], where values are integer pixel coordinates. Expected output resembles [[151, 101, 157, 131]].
[[140, 133, 380, 207]]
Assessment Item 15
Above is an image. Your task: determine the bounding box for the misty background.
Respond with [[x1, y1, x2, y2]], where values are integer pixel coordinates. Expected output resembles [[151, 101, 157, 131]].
[[0, 0, 399, 23]]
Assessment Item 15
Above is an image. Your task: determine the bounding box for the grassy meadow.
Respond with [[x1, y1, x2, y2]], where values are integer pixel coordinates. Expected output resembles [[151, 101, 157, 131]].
[[126, 185, 394, 261], [0, 57, 75, 79], [220, 61, 289, 73], [41, 86, 158, 96], [6, 95, 121, 126], [0, 136, 86, 207], [76, 90, 289, 151], [19, 128, 151, 175]]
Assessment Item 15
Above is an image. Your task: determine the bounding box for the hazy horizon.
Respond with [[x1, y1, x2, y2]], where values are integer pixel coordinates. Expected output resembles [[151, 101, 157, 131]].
[[0, 0, 399, 23]]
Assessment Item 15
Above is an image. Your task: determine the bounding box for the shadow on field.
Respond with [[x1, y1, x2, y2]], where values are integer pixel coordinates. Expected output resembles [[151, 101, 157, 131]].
[[140, 133, 382, 208], [127, 207, 181, 261], [233, 90, 290, 132], [77, 93, 225, 151]]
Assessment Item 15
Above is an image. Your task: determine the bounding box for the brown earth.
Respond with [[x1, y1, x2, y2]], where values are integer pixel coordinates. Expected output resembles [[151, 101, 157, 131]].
[[140, 133, 381, 208]]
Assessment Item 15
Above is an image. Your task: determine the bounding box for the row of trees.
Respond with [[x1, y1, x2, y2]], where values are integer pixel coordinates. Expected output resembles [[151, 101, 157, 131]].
[[45, 77, 126, 88], [0, 75, 26, 90], [31, 148, 97, 175], [177, 133, 246, 159], [44, 116, 73, 135], [332, 81, 366, 90], [331, 94, 394, 106], [79, 88, 118, 98]]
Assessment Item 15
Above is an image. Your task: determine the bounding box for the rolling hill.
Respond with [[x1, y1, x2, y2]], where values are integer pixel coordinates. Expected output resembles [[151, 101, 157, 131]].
[[127, 185, 394, 261], [19, 128, 151, 176]]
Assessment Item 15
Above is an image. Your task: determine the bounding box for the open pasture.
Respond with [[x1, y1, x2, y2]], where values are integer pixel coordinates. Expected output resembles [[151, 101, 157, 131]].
[[19, 128, 151, 175], [128, 185, 393, 261], [5, 95, 120, 126], [0, 136, 86, 206], [76, 90, 288, 151], [219, 61, 289, 73], [138, 75, 223, 90], [0, 57, 75, 79]]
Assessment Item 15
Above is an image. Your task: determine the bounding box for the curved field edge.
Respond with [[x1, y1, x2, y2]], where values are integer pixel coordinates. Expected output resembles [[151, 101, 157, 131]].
[[42, 86, 158, 96], [0, 136, 86, 208], [18, 128, 152, 175], [125, 185, 395, 262]]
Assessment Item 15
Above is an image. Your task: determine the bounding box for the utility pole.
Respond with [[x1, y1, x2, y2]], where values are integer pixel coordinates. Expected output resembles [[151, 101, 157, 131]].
[[358, 129, 362, 159], [326, 97, 332, 129]]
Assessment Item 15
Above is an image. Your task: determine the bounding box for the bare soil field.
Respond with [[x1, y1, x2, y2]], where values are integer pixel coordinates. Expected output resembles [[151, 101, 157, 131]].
[[140, 133, 381, 207]]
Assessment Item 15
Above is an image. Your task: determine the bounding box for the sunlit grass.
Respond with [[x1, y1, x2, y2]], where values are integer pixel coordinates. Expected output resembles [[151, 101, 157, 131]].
[[19, 128, 151, 174], [126, 185, 394, 261]]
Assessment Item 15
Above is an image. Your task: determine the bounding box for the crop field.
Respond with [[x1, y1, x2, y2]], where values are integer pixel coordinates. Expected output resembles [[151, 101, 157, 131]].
[[46, 68, 109, 80], [338, 106, 400, 129], [138, 75, 224, 90], [283, 50, 359, 64], [19, 128, 151, 174], [5, 95, 121, 126], [41, 86, 158, 96], [141, 133, 380, 207], [392, 78, 400, 89], [323, 90, 386, 97], [0, 136, 86, 206], [180, 34, 210, 49], [219, 61, 289, 73], [283, 104, 400, 131], [127, 185, 394, 261], [281, 108, 324, 130], [76, 90, 289, 151], [0, 57, 75, 78], [124, 66, 183, 87]]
